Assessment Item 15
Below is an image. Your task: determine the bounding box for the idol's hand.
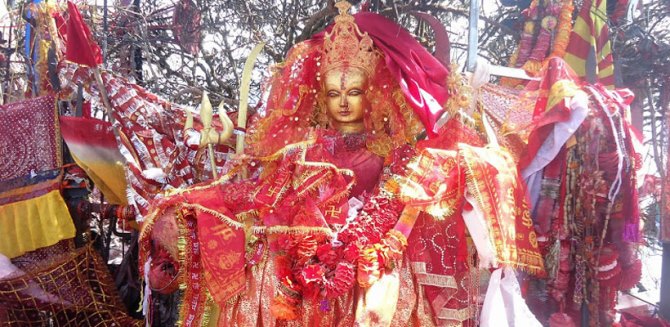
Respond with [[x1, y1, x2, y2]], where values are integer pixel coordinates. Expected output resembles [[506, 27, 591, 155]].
[[354, 270, 400, 327]]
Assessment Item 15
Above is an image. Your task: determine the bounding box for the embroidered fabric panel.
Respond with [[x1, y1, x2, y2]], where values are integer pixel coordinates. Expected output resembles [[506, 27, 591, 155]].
[[0, 96, 60, 181]]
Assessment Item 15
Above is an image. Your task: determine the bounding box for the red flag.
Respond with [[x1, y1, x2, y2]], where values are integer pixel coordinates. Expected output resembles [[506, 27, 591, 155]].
[[66, 1, 102, 67]]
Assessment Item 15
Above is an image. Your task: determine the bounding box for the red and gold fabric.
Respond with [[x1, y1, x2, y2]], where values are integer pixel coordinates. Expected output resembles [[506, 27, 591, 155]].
[[139, 175, 256, 304], [459, 144, 544, 274], [391, 120, 545, 325], [517, 58, 582, 171], [140, 203, 220, 326], [192, 187, 248, 307], [178, 209, 212, 327], [397, 120, 545, 276], [400, 145, 545, 274], [60, 116, 127, 205]]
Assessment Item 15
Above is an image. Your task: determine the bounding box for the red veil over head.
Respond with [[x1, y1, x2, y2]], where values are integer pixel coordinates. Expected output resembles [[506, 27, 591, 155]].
[[246, 8, 450, 157], [352, 12, 450, 138]]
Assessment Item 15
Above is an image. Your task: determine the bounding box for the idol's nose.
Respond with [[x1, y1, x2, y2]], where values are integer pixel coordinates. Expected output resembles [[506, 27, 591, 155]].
[[339, 94, 348, 107]]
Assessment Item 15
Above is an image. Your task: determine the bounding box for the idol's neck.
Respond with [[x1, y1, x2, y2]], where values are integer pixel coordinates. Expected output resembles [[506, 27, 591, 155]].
[[332, 121, 365, 134]]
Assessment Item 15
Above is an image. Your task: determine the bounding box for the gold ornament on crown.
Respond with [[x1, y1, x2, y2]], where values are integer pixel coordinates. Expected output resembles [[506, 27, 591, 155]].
[[321, 1, 383, 77]]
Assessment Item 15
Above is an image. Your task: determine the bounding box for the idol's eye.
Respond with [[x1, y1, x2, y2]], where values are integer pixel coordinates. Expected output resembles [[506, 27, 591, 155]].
[[348, 89, 363, 96], [327, 90, 340, 98]]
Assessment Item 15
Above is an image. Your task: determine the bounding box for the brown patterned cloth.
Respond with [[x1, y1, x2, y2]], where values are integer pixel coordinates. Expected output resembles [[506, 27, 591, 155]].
[[0, 96, 61, 182], [0, 244, 142, 326]]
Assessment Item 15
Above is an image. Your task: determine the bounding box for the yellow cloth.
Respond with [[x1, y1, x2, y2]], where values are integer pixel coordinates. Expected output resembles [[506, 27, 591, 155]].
[[70, 150, 128, 205], [0, 189, 76, 258]]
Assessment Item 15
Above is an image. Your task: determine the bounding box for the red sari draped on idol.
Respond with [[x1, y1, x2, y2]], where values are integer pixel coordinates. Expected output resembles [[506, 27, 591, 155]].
[[138, 121, 547, 327], [139, 128, 434, 326]]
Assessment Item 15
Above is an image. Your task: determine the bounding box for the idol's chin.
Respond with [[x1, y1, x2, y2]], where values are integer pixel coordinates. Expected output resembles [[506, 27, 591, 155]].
[[333, 117, 363, 124], [335, 119, 359, 124]]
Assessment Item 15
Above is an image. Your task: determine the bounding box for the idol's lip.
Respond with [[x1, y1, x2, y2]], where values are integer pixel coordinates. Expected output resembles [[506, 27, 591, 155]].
[[338, 110, 351, 116]]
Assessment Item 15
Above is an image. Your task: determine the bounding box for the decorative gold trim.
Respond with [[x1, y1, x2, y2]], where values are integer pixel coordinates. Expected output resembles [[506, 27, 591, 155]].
[[437, 307, 472, 322], [181, 203, 244, 229], [261, 225, 334, 236], [411, 262, 458, 289]]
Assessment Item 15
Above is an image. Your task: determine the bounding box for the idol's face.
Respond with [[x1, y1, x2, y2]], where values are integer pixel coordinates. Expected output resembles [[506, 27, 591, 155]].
[[323, 67, 369, 134]]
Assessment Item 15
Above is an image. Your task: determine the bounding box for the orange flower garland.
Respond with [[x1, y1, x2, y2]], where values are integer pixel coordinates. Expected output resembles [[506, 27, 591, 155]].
[[549, 0, 574, 59]]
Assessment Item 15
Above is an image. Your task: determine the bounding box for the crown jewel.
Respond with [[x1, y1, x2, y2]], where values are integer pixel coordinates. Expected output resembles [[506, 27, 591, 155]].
[[321, 1, 382, 77]]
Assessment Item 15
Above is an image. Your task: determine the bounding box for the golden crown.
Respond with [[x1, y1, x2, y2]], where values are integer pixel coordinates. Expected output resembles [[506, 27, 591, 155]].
[[321, 1, 382, 77]]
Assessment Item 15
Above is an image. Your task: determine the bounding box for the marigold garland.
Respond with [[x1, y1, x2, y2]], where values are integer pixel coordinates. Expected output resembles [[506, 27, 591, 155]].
[[550, 0, 574, 59]]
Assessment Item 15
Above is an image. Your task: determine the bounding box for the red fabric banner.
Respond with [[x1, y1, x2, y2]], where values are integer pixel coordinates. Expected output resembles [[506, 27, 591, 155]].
[[60, 116, 127, 205], [189, 186, 247, 306], [66, 1, 102, 67]]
